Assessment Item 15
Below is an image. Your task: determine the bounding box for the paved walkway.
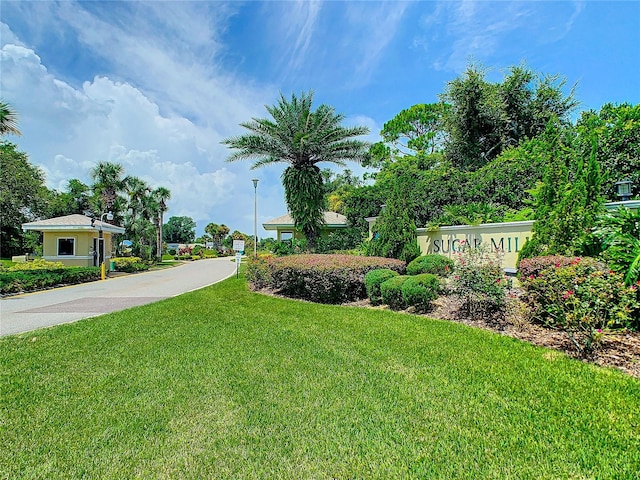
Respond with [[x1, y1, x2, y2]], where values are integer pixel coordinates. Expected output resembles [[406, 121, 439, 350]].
[[0, 258, 238, 337]]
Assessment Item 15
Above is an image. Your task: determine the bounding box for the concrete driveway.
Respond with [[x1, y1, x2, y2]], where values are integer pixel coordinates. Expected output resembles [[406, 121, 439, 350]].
[[0, 257, 238, 337]]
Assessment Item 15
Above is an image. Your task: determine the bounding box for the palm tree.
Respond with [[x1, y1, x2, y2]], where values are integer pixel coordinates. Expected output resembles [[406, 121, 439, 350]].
[[91, 161, 126, 215], [222, 91, 369, 248], [151, 186, 171, 260], [0, 100, 21, 137]]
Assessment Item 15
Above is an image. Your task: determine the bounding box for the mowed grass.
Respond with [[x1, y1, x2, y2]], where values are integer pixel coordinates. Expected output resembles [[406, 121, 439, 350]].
[[1, 276, 639, 479]]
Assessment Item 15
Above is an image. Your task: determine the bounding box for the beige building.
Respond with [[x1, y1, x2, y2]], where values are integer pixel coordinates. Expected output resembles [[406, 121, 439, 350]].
[[263, 212, 349, 241], [22, 214, 125, 270]]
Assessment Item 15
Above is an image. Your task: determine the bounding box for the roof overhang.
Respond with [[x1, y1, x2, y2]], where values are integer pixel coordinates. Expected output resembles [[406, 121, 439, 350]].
[[22, 224, 125, 234]]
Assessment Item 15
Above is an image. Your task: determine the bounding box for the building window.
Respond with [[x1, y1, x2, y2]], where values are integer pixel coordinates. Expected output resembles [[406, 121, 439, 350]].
[[57, 238, 75, 256], [280, 231, 293, 240]]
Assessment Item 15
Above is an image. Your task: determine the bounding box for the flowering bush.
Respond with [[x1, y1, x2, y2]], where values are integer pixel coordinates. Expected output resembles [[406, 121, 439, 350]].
[[517, 255, 581, 279], [364, 269, 400, 306], [406, 254, 454, 277], [452, 242, 510, 321], [247, 254, 405, 304], [521, 256, 639, 355], [245, 253, 275, 290]]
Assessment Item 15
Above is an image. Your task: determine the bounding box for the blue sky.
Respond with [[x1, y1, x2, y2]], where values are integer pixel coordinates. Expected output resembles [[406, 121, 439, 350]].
[[1, 1, 638, 237]]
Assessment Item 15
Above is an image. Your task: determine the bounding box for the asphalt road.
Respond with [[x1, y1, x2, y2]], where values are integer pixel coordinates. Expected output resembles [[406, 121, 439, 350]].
[[0, 257, 238, 337]]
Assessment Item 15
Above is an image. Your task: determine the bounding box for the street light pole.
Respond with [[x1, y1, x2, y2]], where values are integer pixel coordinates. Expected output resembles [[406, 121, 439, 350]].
[[252, 179, 259, 256]]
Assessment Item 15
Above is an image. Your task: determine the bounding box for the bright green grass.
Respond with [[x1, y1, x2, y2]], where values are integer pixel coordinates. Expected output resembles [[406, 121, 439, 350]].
[[1, 276, 639, 479]]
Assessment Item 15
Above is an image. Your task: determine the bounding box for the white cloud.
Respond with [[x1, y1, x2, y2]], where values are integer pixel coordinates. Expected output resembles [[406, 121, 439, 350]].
[[0, 27, 286, 237]]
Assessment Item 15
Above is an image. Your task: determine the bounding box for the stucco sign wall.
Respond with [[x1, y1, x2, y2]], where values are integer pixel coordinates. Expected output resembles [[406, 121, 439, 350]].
[[416, 221, 534, 271]]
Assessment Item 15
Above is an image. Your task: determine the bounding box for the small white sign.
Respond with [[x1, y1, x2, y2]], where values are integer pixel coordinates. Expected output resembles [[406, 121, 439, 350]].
[[233, 239, 245, 252]]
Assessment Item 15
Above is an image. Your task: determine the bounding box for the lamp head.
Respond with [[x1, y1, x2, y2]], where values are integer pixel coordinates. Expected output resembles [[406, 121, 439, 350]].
[[252, 178, 259, 188], [106, 211, 114, 221]]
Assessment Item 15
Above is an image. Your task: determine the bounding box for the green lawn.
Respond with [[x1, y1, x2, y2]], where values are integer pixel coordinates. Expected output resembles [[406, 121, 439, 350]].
[[1, 276, 639, 479]]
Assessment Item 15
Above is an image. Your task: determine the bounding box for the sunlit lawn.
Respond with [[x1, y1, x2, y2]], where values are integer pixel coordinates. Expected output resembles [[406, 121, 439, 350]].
[[1, 275, 639, 479]]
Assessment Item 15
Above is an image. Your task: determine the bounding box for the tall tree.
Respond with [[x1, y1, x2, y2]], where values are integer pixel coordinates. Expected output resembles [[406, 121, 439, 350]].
[[0, 143, 48, 255], [91, 161, 127, 215], [163, 216, 196, 244], [222, 91, 369, 249], [0, 100, 21, 137], [205, 222, 230, 249], [151, 186, 171, 259], [441, 64, 577, 170]]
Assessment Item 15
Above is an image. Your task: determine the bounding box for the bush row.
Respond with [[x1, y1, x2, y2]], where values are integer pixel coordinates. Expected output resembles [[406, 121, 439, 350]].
[[246, 254, 406, 304], [0, 267, 101, 295]]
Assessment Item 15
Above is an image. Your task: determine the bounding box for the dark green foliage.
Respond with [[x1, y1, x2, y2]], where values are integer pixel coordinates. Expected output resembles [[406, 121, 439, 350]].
[[316, 227, 363, 253], [441, 64, 577, 170], [401, 274, 440, 312], [163, 216, 196, 243], [576, 103, 640, 201], [364, 268, 400, 306], [0, 143, 49, 257], [0, 267, 100, 294], [520, 126, 605, 260], [249, 254, 405, 304], [282, 164, 325, 246], [380, 275, 409, 310], [593, 206, 640, 285], [369, 181, 421, 263], [407, 254, 454, 276]]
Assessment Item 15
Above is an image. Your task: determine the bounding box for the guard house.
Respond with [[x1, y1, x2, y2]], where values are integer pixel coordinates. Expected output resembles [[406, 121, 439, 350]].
[[263, 212, 349, 241], [22, 214, 125, 270]]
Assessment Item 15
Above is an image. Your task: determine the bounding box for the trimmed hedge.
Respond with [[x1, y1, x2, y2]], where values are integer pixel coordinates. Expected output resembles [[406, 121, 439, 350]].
[[406, 254, 454, 276], [365, 269, 400, 306], [401, 274, 440, 312], [0, 267, 101, 295], [380, 275, 409, 310], [247, 254, 406, 304]]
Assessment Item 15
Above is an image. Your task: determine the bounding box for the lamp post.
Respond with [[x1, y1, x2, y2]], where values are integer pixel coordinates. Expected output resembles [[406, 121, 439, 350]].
[[99, 211, 113, 279], [252, 179, 259, 256], [615, 179, 633, 201]]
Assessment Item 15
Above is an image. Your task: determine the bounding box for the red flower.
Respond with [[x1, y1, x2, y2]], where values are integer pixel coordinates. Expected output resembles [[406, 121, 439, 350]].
[[562, 290, 574, 299]]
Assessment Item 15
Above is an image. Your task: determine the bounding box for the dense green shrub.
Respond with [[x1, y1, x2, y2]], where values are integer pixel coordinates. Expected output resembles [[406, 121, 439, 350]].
[[112, 257, 149, 273], [401, 274, 440, 312], [251, 254, 406, 304], [521, 256, 639, 354], [0, 267, 100, 294], [380, 275, 409, 310], [364, 269, 399, 306], [452, 244, 510, 321], [407, 254, 454, 276]]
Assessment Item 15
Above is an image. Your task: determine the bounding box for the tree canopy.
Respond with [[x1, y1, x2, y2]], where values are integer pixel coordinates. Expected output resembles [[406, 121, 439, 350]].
[[223, 91, 370, 248]]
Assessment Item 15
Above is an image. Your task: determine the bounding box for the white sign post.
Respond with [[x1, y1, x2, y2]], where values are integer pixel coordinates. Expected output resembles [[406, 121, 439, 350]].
[[233, 240, 245, 277]]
